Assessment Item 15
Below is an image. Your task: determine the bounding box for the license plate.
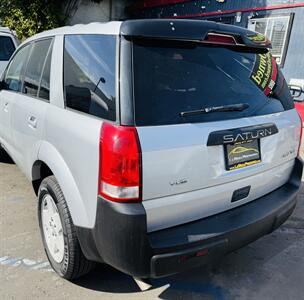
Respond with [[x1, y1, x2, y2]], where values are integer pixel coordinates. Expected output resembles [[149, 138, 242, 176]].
[[225, 139, 261, 171]]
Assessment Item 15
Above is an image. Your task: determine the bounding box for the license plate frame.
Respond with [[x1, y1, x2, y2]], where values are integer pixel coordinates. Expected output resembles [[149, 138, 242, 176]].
[[224, 139, 261, 171]]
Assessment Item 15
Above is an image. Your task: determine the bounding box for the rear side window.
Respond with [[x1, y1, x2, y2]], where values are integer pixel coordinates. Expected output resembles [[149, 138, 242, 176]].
[[133, 40, 294, 126], [64, 34, 116, 121], [0, 36, 15, 61], [4, 44, 31, 92], [23, 39, 52, 99]]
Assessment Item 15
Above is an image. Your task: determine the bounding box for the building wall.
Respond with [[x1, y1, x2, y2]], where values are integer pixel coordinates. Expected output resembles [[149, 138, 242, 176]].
[[69, 0, 112, 24], [69, 0, 130, 25], [129, 0, 304, 19], [130, 0, 304, 85]]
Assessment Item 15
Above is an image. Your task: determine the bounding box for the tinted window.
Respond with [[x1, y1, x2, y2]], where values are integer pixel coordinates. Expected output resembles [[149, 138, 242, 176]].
[[133, 40, 294, 126], [38, 45, 53, 101], [4, 44, 31, 92], [23, 39, 52, 98], [0, 36, 15, 61], [64, 34, 116, 120]]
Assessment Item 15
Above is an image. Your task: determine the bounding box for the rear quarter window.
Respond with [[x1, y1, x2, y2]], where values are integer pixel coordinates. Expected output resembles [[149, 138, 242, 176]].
[[133, 40, 293, 126], [64, 34, 116, 121]]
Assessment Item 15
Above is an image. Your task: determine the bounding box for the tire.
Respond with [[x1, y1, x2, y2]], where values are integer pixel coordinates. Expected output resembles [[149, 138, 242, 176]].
[[38, 175, 95, 280]]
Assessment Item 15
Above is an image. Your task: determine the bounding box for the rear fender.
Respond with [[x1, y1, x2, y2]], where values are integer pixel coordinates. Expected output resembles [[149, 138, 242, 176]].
[[37, 141, 89, 228]]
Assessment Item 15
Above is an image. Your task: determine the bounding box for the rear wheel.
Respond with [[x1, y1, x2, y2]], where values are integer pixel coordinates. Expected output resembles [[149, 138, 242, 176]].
[[38, 175, 95, 280]]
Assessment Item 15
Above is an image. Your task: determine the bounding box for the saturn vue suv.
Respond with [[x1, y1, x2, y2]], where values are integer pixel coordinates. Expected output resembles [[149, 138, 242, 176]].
[[0, 19, 302, 280]]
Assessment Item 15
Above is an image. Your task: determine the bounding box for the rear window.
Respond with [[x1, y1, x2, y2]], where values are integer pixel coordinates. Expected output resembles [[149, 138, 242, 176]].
[[0, 36, 15, 61], [133, 40, 293, 126]]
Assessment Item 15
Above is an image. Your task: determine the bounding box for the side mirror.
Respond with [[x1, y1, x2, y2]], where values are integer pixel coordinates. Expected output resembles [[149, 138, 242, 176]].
[[0, 81, 4, 91], [289, 84, 303, 99]]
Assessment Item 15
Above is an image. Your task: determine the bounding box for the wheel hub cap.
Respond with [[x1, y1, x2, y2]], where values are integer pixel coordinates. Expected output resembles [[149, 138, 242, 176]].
[[41, 195, 65, 263]]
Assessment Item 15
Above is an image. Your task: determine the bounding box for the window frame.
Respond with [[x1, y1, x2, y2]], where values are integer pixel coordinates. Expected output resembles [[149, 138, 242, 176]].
[[248, 13, 294, 67], [22, 37, 54, 103], [62, 33, 120, 123]]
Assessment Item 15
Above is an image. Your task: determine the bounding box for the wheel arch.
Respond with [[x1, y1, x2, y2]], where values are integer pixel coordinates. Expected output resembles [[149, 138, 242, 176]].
[[32, 160, 53, 195], [33, 141, 90, 228]]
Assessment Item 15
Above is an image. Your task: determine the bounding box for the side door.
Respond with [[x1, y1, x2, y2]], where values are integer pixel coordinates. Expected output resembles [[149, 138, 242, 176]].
[[0, 43, 31, 153], [10, 38, 53, 177]]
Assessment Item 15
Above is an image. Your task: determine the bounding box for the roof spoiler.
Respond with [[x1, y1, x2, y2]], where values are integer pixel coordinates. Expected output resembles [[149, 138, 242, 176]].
[[120, 19, 271, 49]]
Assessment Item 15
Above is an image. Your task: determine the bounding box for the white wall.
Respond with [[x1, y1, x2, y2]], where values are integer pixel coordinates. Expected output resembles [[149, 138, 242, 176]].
[[69, 0, 129, 25]]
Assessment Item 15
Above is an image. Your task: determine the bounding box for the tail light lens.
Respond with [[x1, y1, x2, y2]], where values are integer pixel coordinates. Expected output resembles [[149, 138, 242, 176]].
[[99, 123, 142, 202], [205, 33, 237, 45]]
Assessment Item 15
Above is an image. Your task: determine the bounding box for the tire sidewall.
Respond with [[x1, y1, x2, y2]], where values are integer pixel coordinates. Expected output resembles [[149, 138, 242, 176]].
[[38, 180, 70, 277]]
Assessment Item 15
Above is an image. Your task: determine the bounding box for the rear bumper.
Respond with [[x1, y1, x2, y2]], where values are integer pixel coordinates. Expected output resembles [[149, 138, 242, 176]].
[[76, 158, 303, 278]]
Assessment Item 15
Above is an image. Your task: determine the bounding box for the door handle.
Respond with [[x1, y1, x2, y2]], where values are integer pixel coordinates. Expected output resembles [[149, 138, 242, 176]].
[[28, 116, 37, 129], [3, 102, 9, 113]]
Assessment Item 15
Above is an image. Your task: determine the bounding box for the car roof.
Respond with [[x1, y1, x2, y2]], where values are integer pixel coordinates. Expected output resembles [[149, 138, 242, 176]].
[[22, 19, 268, 49], [0, 27, 14, 36], [24, 21, 122, 44], [24, 18, 254, 43]]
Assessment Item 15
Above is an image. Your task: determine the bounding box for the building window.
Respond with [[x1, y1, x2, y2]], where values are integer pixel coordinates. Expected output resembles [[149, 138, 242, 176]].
[[248, 15, 293, 66]]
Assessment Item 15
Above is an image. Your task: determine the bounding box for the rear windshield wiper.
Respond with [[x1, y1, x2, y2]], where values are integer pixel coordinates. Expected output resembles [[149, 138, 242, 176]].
[[180, 103, 249, 117]]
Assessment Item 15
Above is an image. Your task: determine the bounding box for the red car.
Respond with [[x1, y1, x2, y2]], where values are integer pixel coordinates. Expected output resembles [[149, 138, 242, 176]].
[[295, 101, 304, 125]]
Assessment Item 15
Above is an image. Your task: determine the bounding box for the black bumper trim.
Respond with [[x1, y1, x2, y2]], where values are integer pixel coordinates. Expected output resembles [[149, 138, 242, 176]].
[[76, 158, 303, 278], [150, 183, 297, 277]]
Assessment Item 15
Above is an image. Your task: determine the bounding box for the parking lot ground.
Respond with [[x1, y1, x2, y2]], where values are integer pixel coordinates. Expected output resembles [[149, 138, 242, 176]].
[[1, 150, 304, 300]]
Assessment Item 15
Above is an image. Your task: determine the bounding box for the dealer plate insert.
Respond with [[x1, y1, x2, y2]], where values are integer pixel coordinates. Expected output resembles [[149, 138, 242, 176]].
[[224, 139, 261, 171]]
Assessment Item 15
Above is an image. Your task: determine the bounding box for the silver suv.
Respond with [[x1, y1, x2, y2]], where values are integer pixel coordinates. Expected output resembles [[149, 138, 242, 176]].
[[0, 20, 302, 280]]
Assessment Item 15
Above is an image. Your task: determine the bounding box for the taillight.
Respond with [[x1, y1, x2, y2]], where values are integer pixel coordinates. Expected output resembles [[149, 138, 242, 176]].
[[204, 33, 237, 45], [98, 123, 142, 202]]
